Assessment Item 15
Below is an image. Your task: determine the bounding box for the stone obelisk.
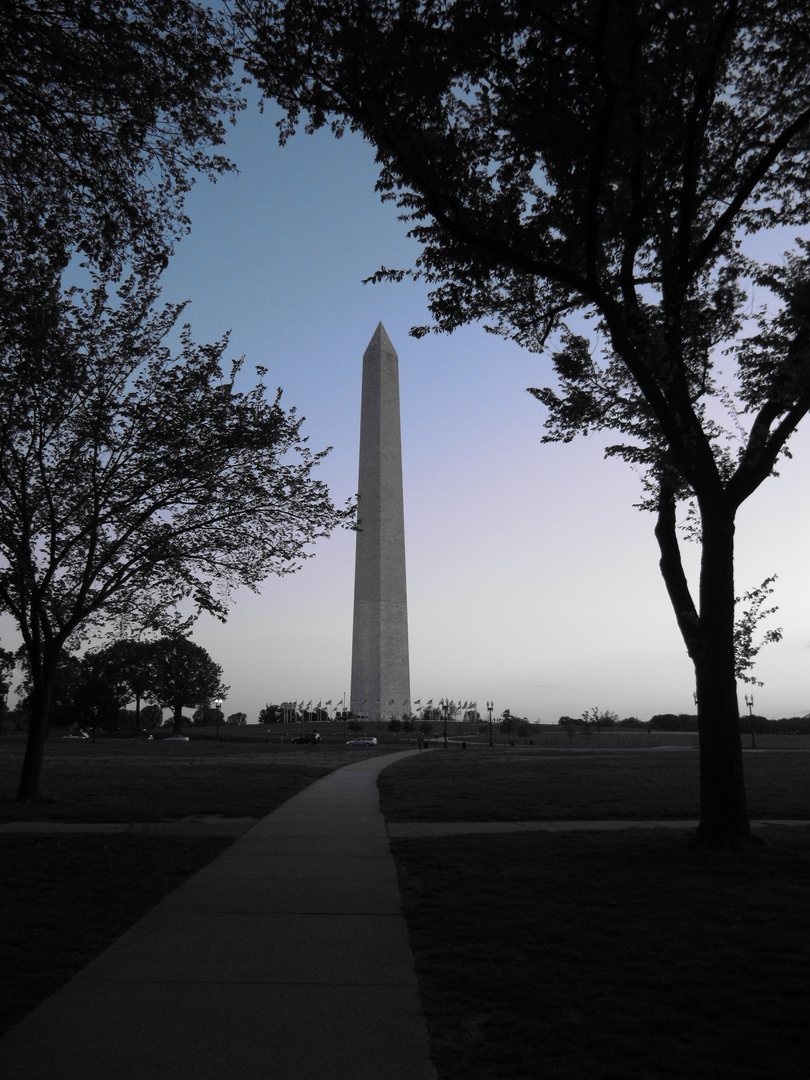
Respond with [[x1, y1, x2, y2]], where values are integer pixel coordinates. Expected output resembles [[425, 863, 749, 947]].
[[350, 323, 411, 722]]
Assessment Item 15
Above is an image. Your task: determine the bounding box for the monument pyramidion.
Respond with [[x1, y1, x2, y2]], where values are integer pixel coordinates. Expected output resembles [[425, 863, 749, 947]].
[[349, 323, 411, 723]]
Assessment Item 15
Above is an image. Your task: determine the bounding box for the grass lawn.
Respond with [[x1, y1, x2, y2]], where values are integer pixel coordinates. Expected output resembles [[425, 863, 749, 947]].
[[380, 748, 810, 1079], [0, 834, 231, 1036], [378, 746, 810, 820], [393, 826, 810, 1080], [3, 740, 810, 1078], [0, 737, 361, 823]]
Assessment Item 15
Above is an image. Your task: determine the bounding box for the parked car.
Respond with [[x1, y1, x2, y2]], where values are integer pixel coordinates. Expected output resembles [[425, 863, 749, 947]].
[[291, 733, 321, 744], [346, 736, 377, 746]]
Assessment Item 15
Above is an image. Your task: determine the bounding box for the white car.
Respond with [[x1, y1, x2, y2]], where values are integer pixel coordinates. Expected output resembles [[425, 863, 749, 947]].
[[346, 736, 378, 746]]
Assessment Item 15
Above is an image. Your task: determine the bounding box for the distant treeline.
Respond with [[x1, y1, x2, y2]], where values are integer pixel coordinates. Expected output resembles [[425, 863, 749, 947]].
[[648, 713, 810, 734], [557, 713, 810, 734]]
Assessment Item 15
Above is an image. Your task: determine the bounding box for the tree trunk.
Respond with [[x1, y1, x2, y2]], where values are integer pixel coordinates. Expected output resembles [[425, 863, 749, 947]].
[[692, 505, 750, 849], [16, 673, 56, 803], [172, 703, 184, 735], [693, 663, 750, 847], [656, 489, 750, 848]]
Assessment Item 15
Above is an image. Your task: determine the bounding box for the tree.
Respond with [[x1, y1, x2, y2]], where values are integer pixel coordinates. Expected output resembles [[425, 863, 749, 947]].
[[70, 650, 129, 735], [237, 0, 810, 848], [148, 637, 226, 735], [387, 715, 402, 736], [581, 707, 619, 730], [419, 706, 443, 725], [0, 643, 14, 716], [500, 712, 531, 737], [192, 704, 225, 727], [1, 1, 239, 294], [1, 268, 352, 800], [89, 639, 156, 732], [226, 712, 247, 725], [258, 703, 284, 724], [140, 703, 163, 730], [734, 577, 783, 687], [16, 649, 85, 730]]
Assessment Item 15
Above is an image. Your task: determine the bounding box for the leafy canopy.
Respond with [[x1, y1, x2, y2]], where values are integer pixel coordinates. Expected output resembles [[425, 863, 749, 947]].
[[0, 267, 353, 664], [1, 0, 240, 275], [235, 0, 810, 505], [236, 0, 810, 692], [148, 636, 226, 715]]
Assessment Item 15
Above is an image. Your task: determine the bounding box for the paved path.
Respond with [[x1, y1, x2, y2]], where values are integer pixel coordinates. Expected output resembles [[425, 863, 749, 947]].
[[1, 750, 437, 1080]]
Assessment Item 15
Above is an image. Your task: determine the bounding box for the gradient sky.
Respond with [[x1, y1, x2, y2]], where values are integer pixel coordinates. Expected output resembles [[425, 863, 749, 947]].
[[8, 92, 809, 723]]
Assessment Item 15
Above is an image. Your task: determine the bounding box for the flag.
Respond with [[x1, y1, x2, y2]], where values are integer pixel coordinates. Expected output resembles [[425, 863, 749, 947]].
[[305, 700, 311, 709], [316, 701, 322, 709], [414, 699, 421, 706], [403, 699, 409, 707], [389, 699, 395, 706], [426, 699, 433, 706], [324, 699, 332, 706]]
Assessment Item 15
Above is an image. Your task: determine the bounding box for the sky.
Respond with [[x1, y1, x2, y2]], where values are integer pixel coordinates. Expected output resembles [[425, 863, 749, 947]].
[[8, 91, 809, 723]]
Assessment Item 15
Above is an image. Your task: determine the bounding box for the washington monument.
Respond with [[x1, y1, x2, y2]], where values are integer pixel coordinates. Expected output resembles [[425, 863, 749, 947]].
[[350, 323, 411, 722]]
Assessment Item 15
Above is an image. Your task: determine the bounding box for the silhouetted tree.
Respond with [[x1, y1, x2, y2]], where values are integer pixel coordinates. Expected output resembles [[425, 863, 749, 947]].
[[237, 0, 810, 847], [89, 639, 156, 732], [258, 703, 284, 724], [1, 0, 239, 305], [1, 266, 351, 800], [148, 637, 226, 736], [0, 644, 14, 716]]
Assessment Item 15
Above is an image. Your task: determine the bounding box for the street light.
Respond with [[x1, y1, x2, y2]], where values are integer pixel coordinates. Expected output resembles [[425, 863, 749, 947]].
[[215, 697, 222, 741], [441, 698, 449, 748], [487, 701, 494, 747]]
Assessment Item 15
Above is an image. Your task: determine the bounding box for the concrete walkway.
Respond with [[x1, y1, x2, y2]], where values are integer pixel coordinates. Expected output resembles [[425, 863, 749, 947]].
[[1, 750, 437, 1080]]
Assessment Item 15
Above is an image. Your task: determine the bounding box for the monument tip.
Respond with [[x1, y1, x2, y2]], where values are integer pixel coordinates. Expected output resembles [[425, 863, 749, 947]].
[[367, 321, 395, 354]]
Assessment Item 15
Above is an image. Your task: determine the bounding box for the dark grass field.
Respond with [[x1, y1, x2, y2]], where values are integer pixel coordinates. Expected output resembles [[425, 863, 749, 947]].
[[3, 740, 810, 1077], [393, 826, 810, 1080], [378, 745, 810, 821], [380, 748, 810, 1079], [1, 834, 232, 1036], [0, 737, 362, 823]]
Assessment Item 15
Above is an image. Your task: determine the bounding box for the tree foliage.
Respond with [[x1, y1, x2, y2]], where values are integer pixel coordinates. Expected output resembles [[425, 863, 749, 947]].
[[236, 0, 810, 847], [1, 268, 349, 644], [0, 641, 14, 712], [148, 636, 226, 735], [258, 702, 284, 724], [733, 576, 783, 686], [1, 268, 351, 797], [1, 0, 239, 287]]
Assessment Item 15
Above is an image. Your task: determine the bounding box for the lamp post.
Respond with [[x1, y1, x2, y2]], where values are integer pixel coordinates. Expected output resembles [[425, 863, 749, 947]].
[[487, 701, 494, 747], [215, 697, 222, 741], [441, 698, 449, 748], [745, 693, 756, 749]]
